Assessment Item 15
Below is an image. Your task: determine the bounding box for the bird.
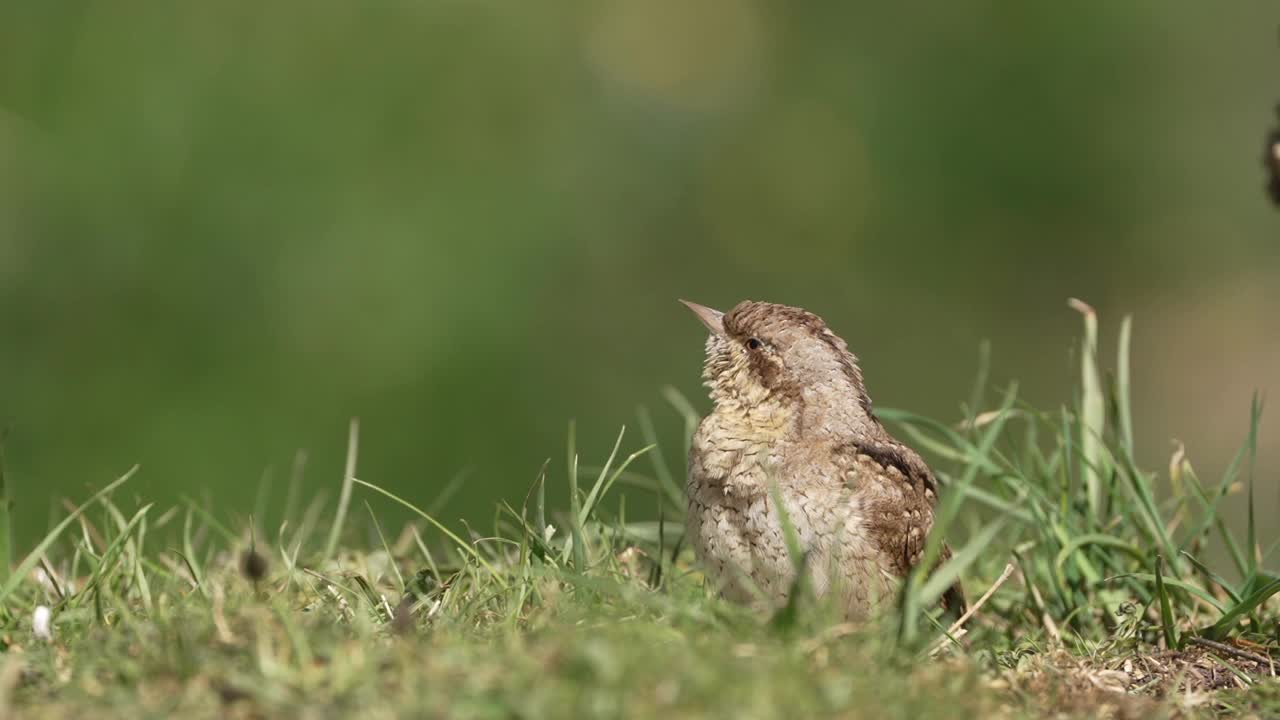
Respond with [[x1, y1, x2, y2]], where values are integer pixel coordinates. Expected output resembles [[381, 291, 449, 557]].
[[680, 299, 965, 620]]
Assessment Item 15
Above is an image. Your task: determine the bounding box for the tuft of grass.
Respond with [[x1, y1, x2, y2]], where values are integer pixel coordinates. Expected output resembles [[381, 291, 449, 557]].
[[0, 301, 1277, 719], [886, 304, 1279, 665], [0, 467, 135, 608]]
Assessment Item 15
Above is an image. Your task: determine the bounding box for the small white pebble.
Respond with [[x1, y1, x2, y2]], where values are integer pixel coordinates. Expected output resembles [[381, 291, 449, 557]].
[[33, 605, 52, 641]]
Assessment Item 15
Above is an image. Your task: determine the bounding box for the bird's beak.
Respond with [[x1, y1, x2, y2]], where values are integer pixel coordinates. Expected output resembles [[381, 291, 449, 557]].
[[679, 299, 725, 337]]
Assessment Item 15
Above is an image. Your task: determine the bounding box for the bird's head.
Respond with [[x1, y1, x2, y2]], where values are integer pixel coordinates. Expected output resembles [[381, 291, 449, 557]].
[[681, 299, 878, 435]]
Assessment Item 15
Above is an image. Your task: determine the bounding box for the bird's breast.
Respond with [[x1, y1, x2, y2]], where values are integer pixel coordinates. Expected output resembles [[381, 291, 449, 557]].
[[689, 408, 794, 497]]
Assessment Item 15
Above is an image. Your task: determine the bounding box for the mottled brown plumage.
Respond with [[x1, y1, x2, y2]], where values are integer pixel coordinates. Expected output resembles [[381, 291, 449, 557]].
[[682, 299, 964, 619]]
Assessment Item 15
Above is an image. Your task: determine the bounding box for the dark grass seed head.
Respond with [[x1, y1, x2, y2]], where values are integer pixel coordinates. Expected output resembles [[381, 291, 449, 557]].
[[239, 548, 268, 583]]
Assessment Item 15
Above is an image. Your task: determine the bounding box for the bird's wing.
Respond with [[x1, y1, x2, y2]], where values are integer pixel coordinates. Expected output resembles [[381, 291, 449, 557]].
[[837, 439, 936, 571], [844, 438, 938, 500], [839, 438, 967, 614]]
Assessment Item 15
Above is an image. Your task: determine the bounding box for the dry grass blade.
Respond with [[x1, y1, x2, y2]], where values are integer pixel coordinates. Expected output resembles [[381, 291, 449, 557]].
[[930, 562, 1016, 656], [323, 418, 360, 563]]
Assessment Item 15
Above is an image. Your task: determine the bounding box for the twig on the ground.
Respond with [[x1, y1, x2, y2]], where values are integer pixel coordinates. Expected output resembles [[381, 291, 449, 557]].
[[1187, 636, 1273, 670], [931, 562, 1015, 656]]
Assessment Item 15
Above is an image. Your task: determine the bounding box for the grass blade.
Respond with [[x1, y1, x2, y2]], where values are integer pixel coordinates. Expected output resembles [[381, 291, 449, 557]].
[[918, 518, 1008, 609], [1179, 550, 1241, 604], [917, 385, 1019, 578], [637, 405, 685, 509], [1245, 394, 1262, 578], [580, 445, 654, 527], [1154, 555, 1179, 649], [578, 426, 625, 526], [766, 478, 808, 631], [181, 506, 207, 597], [1116, 315, 1135, 457], [365, 501, 404, 592], [1069, 298, 1105, 522], [661, 385, 701, 461], [1053, 534, 1144, 588], [564, 420, 586, 569], [0, 467, 135, 608], [73, 504, 153, 605], [1113, 573, 1226, 613], [1199, 576, 1280, 641], [323, 418, 360, 564], [353, 478, 507, 589]]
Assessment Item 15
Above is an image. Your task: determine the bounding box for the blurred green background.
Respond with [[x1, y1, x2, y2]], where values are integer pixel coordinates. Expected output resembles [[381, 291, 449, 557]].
[[0, 2, 1277, 544]]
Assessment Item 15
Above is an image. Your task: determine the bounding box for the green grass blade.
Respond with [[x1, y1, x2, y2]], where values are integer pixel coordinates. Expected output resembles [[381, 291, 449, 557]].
[[427, 468, 469, 518], [956, 485, 1034, 524], [918, 517, 1007, 609], [1199, 436, 1252, 578], [166, 548, 205, 597], [98, 495, 153, 610], [1199, 576, 1280, 641], [1058, 406, 1073, 515], [660, 385, 701, 461], [282, 449, 308, 527], [1179, 550, 1241, 604], [1116, 315, 1135, 457], [767, 481, 804, 571], [654, 493, 666, 590], [564, 420, 586, 569], [181, 506, 207, 597], [0, 467, 136, 608], [918, 384, 1019, 576], [323, 417, 360, 564], [963, 340, 992, 436], [765, 479, 809, 631], [1069, 298, 1105, 522], [876, 409, 1003, 475], [73, 504, 153, 605], [353, 478, 507, 589], [578, 426, 624, 526], [1245, 394, 1262, 577], [580, 446, 654, 527], [1111, 452, 1180, 575], [535, 462, 548, 548], [637, 405, 685, 510], [1263, 536, 1280, 566], [179, 494, 238, 544], [273, 599, 314, 668], [1154, 555, 1179, 649], [1115, 573, 1226, 613], [1053, 534, 1143, 588], [1177, 464, 1247, 576], [365, 501, 404, 592]]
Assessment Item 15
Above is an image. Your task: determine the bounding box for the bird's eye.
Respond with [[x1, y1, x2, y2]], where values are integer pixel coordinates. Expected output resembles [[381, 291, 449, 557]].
[[746, 338, 763, 350]]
